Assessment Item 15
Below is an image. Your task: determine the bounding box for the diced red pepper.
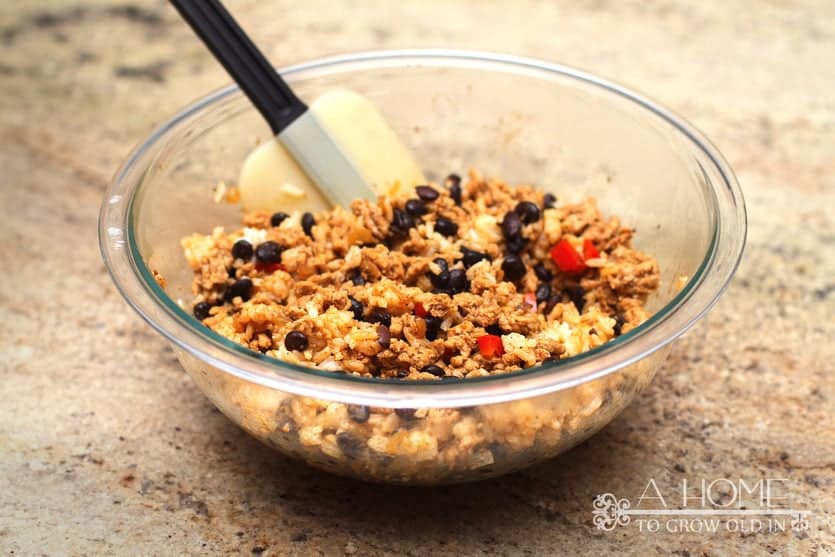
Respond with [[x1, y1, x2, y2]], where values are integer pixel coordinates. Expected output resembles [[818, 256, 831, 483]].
[[256, 262, 286, 274], [523, 292, 538, 312], [477, 334, 505, 359], [414, 302, 427, 318], [583, 239, 600, 260], [550, 238, 587, 273]]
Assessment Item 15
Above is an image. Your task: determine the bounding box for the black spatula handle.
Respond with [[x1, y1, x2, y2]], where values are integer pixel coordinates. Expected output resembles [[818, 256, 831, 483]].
[[169, 0, 307, 134]]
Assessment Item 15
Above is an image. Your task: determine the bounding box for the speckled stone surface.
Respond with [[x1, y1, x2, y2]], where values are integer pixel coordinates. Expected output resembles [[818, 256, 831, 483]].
[[1, 1, 833, 555]]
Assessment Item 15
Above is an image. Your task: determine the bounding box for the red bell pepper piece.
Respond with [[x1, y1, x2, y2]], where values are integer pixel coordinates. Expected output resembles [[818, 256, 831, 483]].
[[550, 239, 587, 273], [256, 262, 286, 274], [414, 302, 427, 318], [477, 334, 505, 358], [583, 239, 600, 260]]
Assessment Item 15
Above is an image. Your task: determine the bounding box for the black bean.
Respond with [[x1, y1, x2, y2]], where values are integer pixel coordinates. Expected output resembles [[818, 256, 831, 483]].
[[336, 432, 365, 458], [421, 364, 445, 377], [514, 201, 541, 224], [424, 316, 442, 341], [501, 211, 522, 240], [543, 193, 557, 209], [434, 217, 458, 237], [396, 369, 410, 378], [254, 241, 283, 264], [393, 207, 415, 229], [501, 254, 526, 282], [416, 185, 439, 201], [449, 183, 462, 206], [448, 268, 468, 294], [505, 236, 527, 254], [365, 308, 391, 328], [270, 212, 289, 227], [430, 272, 450, 290], [389, 207, 414, 240], [544, 293, 562, 314], [485, 324, 505, 336], [565, 285, 586, 312], [431, 273, 451, 291], [405, 198, 427, 217], [284, 331, 308, 351], [395, 408, 415, 419], [226, 278, 253, 301], [429, 257, 449, 290], [348, 296, 364, 320], [446, 174, 463, 206], [231, 239, 253, 260], [350, 272, 366, 286], [193, 301, 212, 320], [377, 324, 391, 349], [429, 258, 450, 289], [347, 404, 370, 423], [613, 314, 625, 336], [460, 246, 491, 268], [301, 212, 315, 237], [534, 262, 553, 282], [535, 283, 551, 304]]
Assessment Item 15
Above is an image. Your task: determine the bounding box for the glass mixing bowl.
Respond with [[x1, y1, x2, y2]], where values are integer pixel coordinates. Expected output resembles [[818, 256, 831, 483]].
[[99, 50, 746, 484]]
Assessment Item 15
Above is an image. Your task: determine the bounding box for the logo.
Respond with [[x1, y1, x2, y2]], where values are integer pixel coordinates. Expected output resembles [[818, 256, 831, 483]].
[[593, 478, 810, 534]]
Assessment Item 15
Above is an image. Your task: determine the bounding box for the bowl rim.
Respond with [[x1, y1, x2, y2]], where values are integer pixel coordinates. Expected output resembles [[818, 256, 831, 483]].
[[99, 49, 747, 407]]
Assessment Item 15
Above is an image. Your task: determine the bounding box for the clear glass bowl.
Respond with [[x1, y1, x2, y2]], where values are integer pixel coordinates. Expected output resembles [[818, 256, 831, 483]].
[[99, 50, 746, 484]]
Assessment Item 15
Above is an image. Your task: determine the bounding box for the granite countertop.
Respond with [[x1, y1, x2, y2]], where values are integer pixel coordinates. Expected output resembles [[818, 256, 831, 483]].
[[1, 1, 833, 555]]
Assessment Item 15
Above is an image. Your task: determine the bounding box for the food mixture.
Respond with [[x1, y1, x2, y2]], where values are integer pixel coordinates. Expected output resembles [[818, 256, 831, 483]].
[[176, 169, 661, 481], [181, 169, 659, 378]]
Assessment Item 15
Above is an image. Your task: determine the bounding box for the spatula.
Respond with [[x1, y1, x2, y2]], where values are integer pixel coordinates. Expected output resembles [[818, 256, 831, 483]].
[[169, 0, 377, 207]]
